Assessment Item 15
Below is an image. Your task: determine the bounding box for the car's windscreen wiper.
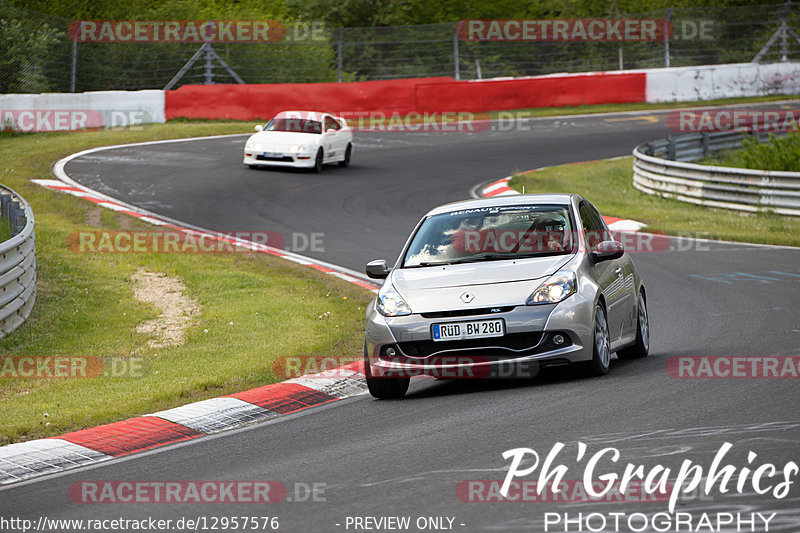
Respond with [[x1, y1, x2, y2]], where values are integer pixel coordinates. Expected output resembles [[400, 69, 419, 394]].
[[406, 256, 505, 267], [405, 251, 567, 268], [440, 253, 559, 266], [446, 254, 508, 264], [404, 261, 452, 268], [447, 253, 552, 264]]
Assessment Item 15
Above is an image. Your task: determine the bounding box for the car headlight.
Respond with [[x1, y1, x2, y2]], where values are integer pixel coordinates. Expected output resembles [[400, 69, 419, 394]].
[[289, 145, 306, 153], [245, 143, 256, 150], [526, 270, 576, 305], [376, 283, 412, 317]]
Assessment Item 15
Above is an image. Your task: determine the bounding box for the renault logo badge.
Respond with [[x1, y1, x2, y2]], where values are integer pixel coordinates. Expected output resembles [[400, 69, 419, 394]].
[[460, 291, 475, 304]]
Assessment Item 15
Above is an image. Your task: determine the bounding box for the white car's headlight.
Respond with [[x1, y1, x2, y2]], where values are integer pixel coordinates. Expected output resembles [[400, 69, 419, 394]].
[[526, 270, 576, 305], [376, 283, 412, 317], [245, 142, 256, 150], [289, 145, 306, 153]]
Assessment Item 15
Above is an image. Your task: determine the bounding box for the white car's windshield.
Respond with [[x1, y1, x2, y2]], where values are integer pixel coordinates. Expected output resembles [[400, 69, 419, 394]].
[[403, 204, 574, 268], [265, 118, 322, 134]]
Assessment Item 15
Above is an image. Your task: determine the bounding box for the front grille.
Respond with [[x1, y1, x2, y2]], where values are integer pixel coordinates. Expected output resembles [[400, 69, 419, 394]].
[[420, 306, 515, 319], [396, 332, 545, 358], [256, 154, 293, 162]]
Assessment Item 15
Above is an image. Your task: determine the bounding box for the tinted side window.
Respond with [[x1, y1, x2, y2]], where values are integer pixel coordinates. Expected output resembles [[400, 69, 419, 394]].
[[579, 202, 604, 251], [586, 201, 611, 242], [324, 117, 341, 131]]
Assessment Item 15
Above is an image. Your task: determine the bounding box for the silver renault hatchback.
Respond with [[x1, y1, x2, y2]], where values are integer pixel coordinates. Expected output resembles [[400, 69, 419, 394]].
[[363, 194, 649, 399]]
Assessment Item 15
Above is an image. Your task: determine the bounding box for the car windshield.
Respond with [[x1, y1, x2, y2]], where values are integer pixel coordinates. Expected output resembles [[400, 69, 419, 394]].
[[403, 204, 574, 268], [265, 118, 322, 134]]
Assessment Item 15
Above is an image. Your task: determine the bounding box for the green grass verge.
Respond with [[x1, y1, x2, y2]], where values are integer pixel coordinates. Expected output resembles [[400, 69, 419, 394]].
[[702, 131, 800, 172], [509, 157, 800, 247], [0, 123, 373, 444]]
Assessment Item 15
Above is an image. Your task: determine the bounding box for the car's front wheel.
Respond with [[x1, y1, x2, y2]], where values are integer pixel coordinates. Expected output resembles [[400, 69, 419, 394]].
[[364, 346, 409, 399], [313, 148, 324, 173], [338, 143, 352, 167], [584, 303, 610, 377], [617, 291, 649, 360], [366, 374, 410, 399]]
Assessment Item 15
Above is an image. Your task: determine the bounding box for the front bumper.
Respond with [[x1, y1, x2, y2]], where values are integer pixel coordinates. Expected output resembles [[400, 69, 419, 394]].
[[243, 152, 315, 168], [365, 294, 596, 379]]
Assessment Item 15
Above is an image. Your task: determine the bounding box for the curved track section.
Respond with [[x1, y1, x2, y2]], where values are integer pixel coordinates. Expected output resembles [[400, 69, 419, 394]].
[[3, 108, 800, 531], [60, 114, 673, 270]]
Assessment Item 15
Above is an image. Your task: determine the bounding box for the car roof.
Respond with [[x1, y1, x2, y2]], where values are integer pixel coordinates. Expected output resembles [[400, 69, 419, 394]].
[[424, 194, 580, 217], [273, 110, 330, 121]]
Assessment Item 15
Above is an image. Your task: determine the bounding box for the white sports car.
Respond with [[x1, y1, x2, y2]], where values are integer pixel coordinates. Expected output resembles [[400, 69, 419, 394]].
[[243, 110, 353, 172]]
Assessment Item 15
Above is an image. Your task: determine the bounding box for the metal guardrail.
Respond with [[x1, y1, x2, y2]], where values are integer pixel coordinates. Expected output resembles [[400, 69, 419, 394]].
[[633, 131, 800, 217], [0, 185, 36, 338]]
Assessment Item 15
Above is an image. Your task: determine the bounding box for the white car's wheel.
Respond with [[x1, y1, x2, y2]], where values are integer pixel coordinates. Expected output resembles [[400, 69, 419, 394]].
[[313, 149, 324, 173], [338, 143, 352, 168]]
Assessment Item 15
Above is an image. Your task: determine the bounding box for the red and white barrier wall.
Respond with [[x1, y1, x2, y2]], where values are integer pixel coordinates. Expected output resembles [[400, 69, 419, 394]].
[[162, 71, 646, 120], [1, 62, 798, 131], [164, 61, 800, 120]]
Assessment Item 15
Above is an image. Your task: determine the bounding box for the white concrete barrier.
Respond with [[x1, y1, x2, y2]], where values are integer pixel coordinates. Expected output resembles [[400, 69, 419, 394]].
[[646, 62, 800, 103], [0, 90, 165, 132]]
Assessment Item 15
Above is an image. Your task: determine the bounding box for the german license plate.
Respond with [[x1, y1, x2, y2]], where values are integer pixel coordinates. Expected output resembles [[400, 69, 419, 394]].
[[432, 319, 505, 342], [263, 151, 283, 158]]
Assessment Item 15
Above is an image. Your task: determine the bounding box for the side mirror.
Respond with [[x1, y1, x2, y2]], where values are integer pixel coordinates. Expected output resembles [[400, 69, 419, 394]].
[[254, 125, 263, 132], [591, 240, 624, 263], [366, 259, 390, 279]]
